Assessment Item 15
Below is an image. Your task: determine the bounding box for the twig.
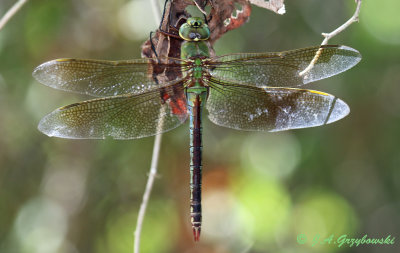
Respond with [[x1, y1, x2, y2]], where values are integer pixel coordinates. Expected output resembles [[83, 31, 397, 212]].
[[150, 0, 162, 25], [133, 115, 164, 253], [0, 0, 28, 31], [321, 0, 362, 45], [299, 0, 362, 77], [133, 2, 163, 252]]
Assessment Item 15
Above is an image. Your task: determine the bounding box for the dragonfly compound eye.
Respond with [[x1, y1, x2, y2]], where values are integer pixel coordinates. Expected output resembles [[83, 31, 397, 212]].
[[189, 32, 201, 41], [179, 22, 210, 41]]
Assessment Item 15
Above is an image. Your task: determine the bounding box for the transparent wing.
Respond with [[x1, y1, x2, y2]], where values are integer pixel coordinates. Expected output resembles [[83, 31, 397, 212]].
[[206, 79, 349, 132], [38, 83, 188, 139], [33, 58, 185, 97], [207, 45, 361, 87]]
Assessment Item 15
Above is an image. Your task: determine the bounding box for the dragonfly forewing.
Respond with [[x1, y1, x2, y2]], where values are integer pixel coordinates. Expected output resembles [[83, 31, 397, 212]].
[[206, 80, 349, 132], [33, 58, 185, 97], [38, 84, 188, 139], [207, 45, 361, 88]]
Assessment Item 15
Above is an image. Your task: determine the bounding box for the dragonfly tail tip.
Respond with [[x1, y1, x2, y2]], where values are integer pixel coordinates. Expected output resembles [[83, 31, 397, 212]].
[[193, 227, 201, 242]]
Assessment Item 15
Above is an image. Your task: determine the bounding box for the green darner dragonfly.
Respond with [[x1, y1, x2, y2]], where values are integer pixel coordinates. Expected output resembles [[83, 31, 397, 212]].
[[33, 17, 361, 241]]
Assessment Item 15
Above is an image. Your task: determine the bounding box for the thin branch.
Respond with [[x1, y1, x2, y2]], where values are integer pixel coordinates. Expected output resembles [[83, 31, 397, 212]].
[[150, 0, 162, 25], [0, 0, 28, 31], [321, 0, 362, 45], [133, 2, 163, 252], [299, 0, 362, 77], [133, 119, 164, 253]]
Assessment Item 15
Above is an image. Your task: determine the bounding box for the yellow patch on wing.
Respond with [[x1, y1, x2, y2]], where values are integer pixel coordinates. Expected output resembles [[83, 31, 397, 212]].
[[266, 87, 331, 96], [56, 58, 71, 62], [307, 90, 330, 96]]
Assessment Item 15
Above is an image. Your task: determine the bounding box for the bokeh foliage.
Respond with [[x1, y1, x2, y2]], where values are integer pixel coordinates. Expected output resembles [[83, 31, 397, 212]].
[[0, 0, 399, 252]]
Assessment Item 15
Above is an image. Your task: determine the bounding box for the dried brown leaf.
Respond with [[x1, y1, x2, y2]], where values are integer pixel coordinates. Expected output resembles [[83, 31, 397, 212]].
[[249, 0, 285, 15], [208, 0, 252, 44]]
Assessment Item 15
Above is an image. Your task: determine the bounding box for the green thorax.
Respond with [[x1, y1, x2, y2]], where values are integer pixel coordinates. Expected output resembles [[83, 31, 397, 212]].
[[181, 41, 210, 60]]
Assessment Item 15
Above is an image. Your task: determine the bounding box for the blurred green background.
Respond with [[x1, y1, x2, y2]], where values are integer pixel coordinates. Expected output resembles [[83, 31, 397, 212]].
[[0, 0, 399, 252]]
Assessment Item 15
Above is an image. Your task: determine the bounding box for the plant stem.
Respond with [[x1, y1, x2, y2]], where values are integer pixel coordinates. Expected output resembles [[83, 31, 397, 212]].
[[0, 0, 28, 31], [321, 0, 362, 45], [299, 0, 362, 77], [133, 2, 163, 252]]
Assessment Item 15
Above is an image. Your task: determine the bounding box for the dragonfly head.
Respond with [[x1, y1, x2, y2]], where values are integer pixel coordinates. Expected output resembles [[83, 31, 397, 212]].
[[179, 17, 210, 41]]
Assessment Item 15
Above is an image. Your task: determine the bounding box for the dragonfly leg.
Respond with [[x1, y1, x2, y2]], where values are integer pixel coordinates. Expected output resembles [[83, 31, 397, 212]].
[[159, 0, 170, 31], [157, 0, 186, 39], [149, 31, 159, 59]]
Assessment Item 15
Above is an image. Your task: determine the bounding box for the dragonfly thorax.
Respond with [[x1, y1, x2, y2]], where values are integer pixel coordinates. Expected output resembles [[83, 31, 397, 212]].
[[180, 39, 210, 59]]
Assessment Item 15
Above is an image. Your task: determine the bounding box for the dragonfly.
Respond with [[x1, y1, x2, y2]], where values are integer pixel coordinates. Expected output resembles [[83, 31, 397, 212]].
[[33, 17, 361, 241]]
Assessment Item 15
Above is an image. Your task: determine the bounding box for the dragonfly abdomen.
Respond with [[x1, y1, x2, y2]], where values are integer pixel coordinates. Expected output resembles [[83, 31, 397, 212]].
[[187, 89, 207, 241]]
